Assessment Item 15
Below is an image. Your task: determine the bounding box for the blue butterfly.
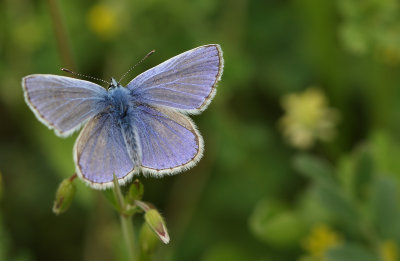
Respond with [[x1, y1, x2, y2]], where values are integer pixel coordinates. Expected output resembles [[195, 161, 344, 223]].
[[22, 44, 224, 189]]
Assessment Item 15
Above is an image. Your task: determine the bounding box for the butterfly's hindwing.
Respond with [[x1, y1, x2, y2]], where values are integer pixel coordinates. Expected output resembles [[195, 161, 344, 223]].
[[74, 113, 138, 188], [134, 105, 203, 175]]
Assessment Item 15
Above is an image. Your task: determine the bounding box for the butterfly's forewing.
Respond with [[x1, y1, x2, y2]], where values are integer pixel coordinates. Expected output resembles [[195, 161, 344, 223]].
[[74, 113, 138, 188], [127, 44, 223, 114], [134, 105, 203, 175], [22, 75, 108, 137]]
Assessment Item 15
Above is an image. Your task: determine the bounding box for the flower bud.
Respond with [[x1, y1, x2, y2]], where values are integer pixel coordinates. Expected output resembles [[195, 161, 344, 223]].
[[52, 176, 76, 215], [139, 222, 159, 257], [144, 209, 170, 244], [126, 179, 144, 204]]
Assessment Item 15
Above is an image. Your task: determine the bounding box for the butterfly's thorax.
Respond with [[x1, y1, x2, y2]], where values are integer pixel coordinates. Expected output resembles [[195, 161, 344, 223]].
[[107, 86, 133, 118], [105, 85, 142, 164]]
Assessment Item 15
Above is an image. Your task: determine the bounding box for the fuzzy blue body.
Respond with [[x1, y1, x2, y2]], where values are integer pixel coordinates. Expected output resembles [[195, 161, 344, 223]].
[[105, 79, 141, 164], [107, 82, 136, 120]]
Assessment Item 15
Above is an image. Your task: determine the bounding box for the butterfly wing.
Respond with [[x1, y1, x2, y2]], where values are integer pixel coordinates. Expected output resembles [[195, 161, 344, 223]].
[[22, 75, 108, 137], [127, 44, 223, 114], [74, 113, 139, 188], [134, 105, 203, 175]]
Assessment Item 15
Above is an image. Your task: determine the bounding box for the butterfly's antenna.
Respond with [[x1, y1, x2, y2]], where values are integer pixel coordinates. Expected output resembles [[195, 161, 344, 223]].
[[61, 68, 110, 85], [118, 50, 156, 84]]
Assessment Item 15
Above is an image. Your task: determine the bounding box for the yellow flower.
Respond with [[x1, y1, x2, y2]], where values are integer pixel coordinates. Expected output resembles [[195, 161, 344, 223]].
[[87, 4, 119, 39], [280, 88, 339, 150], [376, 45, 400, 66], [380, 240, 398, 261], [302, 224, 342, 259]]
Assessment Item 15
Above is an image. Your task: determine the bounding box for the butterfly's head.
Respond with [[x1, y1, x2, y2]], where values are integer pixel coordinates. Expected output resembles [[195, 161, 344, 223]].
[[108, 78, 121, 90]]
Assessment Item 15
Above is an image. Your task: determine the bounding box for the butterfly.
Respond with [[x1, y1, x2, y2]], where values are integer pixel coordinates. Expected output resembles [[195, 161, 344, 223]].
[[22, 44, 224, 189]]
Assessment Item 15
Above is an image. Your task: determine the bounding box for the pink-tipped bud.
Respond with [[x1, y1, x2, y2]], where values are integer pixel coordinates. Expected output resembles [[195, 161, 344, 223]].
[[52, 175, 76, 215], [144, 209, 170, 244]]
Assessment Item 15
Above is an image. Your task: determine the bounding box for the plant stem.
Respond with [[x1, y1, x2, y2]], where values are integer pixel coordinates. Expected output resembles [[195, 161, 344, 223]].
[[120, 214, 137, 261], [113, 176, 137, 261]]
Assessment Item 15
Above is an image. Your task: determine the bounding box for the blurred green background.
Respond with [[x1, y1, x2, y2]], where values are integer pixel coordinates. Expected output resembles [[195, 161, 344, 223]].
[[2, 0, 400, 260]]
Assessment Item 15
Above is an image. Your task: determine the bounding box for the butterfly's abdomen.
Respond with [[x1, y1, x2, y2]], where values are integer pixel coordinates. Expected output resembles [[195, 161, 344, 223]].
[[119, 118, 141, 165]]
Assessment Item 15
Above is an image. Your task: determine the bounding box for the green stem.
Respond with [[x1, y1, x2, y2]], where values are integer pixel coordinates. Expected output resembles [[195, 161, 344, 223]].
[[120, 214, 137, 261], [113, 176, 137, 261]]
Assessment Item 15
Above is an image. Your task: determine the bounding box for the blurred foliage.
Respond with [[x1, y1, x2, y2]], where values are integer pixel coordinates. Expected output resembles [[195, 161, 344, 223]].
[[301, 224, 342, 260], [338, 0, 400, 65], [249, 140, 400, 261], [2, 0, 400, 260]]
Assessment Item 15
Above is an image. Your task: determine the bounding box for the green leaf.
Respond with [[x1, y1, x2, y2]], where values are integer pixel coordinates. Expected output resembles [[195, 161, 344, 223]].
[[370, 130, 400, 177], [314, 182, 358, 229], [293, 153, 335, 184], [102, 189, 120, 212], [249, 199, 306, 247], [326, 243, 379, 261], [371, 177, 400, 239], [352, 146, 374, 201], [335, 146, 375, 202], [297, 187, 333, 225]]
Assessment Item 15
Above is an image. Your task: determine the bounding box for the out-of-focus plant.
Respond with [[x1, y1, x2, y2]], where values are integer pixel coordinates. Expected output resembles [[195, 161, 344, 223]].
[[0, 171, 34, 261], [300, 224, 342, 261], [87, 3, 120, 39], [337, 0, 400, 65], [279, 88, 339, 150], [295, 147, 400, 261], [380, 240, 398, 261], [250, 135, 400, 260], [249, 199, 306, 248]]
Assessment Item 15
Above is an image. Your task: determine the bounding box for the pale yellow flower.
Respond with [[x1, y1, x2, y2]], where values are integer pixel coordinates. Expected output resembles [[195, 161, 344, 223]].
[[87, 4, 119, 39], [380, 240, 398, 261], [302, 224, 342, 259], [280, 88, 339, 150]]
